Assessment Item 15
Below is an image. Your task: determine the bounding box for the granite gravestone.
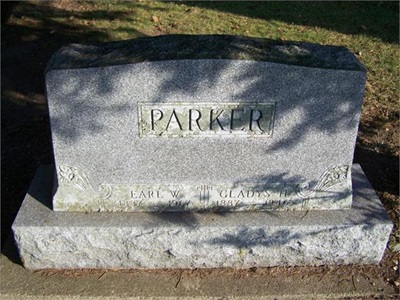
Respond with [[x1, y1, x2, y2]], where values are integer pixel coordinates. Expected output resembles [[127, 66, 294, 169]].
[[12, 35, 393, 269], [45, 35, 365, 212]]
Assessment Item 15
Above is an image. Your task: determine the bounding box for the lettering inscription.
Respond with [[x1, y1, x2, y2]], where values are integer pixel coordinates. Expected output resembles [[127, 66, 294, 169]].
[[138, 103, 276, 137], [56, 164, 351, 212], [118, 183, 303, 212]]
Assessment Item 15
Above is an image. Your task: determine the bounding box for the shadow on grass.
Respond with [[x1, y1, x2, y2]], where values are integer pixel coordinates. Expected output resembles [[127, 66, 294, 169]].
[[1, 1, 148, 247], [1, 234, 24, 267], [185, 1, 399, 44], [354, 144, 399, 197]]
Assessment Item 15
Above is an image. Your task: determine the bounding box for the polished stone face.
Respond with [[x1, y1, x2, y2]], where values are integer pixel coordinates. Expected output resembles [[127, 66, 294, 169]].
[[46, 36, 366, 212]]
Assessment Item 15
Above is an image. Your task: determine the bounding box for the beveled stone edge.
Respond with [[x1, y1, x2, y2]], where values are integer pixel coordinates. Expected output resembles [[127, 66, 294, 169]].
[[45, 35, 366, 73]]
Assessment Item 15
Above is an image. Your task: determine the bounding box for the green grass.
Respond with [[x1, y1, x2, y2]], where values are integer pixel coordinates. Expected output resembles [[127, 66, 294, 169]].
[[4, 0, 400, 155]]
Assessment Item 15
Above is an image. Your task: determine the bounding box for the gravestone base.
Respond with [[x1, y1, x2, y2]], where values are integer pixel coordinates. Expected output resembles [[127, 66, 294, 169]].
[[12, 164, 392, 270]]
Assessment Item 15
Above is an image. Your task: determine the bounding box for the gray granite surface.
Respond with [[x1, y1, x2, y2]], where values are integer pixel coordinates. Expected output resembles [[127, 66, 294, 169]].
[[46, 36, 367, 212], [46, 35, 365, 72], [47, 45, 366, 211], [12, 164, 393, 269]]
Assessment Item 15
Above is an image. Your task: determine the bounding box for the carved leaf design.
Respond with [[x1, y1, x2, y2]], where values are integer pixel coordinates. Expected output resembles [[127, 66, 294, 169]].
[[296, 182, 311, 198], [296, 165, 350, 198], [318, 165, 349, 191], [98, 184, 112, 199], [58, 165, 114, 202], [58, 165, 92, 191], [59, 165, 75, 183]]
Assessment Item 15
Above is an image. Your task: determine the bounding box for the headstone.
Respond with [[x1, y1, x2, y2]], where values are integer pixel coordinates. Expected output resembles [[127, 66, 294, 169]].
[[12, 35, 393, 269], [45, 35, 366, 212]]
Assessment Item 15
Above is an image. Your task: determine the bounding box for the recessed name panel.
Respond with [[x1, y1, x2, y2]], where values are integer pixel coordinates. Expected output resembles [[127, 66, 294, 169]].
[[138, 103, 276, 137]]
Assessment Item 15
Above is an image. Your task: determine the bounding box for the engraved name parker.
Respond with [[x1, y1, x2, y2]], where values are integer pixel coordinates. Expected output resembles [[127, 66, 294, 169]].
[[138, 103, 276, 137]]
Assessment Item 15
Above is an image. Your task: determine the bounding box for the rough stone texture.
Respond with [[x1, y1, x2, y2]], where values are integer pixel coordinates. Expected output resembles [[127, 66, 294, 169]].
[[46, 36, 366, 212], [1, 241, 397, 299], [12, 164, 393, 269]]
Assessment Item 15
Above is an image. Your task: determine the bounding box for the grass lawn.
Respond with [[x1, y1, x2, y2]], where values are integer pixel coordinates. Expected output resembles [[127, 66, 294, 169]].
[[1, 0, 399, 294]]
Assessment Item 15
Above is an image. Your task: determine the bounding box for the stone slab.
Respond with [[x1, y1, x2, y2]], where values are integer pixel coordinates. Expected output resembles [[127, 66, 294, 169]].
[[12, 164, 393, 269], [46, 35, 366, 212], [1, 240, 396, 300]]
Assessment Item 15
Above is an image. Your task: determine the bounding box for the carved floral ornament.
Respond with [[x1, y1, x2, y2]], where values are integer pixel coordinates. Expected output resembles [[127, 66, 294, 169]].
[[57, 164, 350, 201], [58, 165, 112, 199], [296, 165, 350, 198]]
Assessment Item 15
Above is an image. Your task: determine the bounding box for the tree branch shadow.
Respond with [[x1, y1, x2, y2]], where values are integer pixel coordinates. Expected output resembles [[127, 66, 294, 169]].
[[185, 1, 399, 44]]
